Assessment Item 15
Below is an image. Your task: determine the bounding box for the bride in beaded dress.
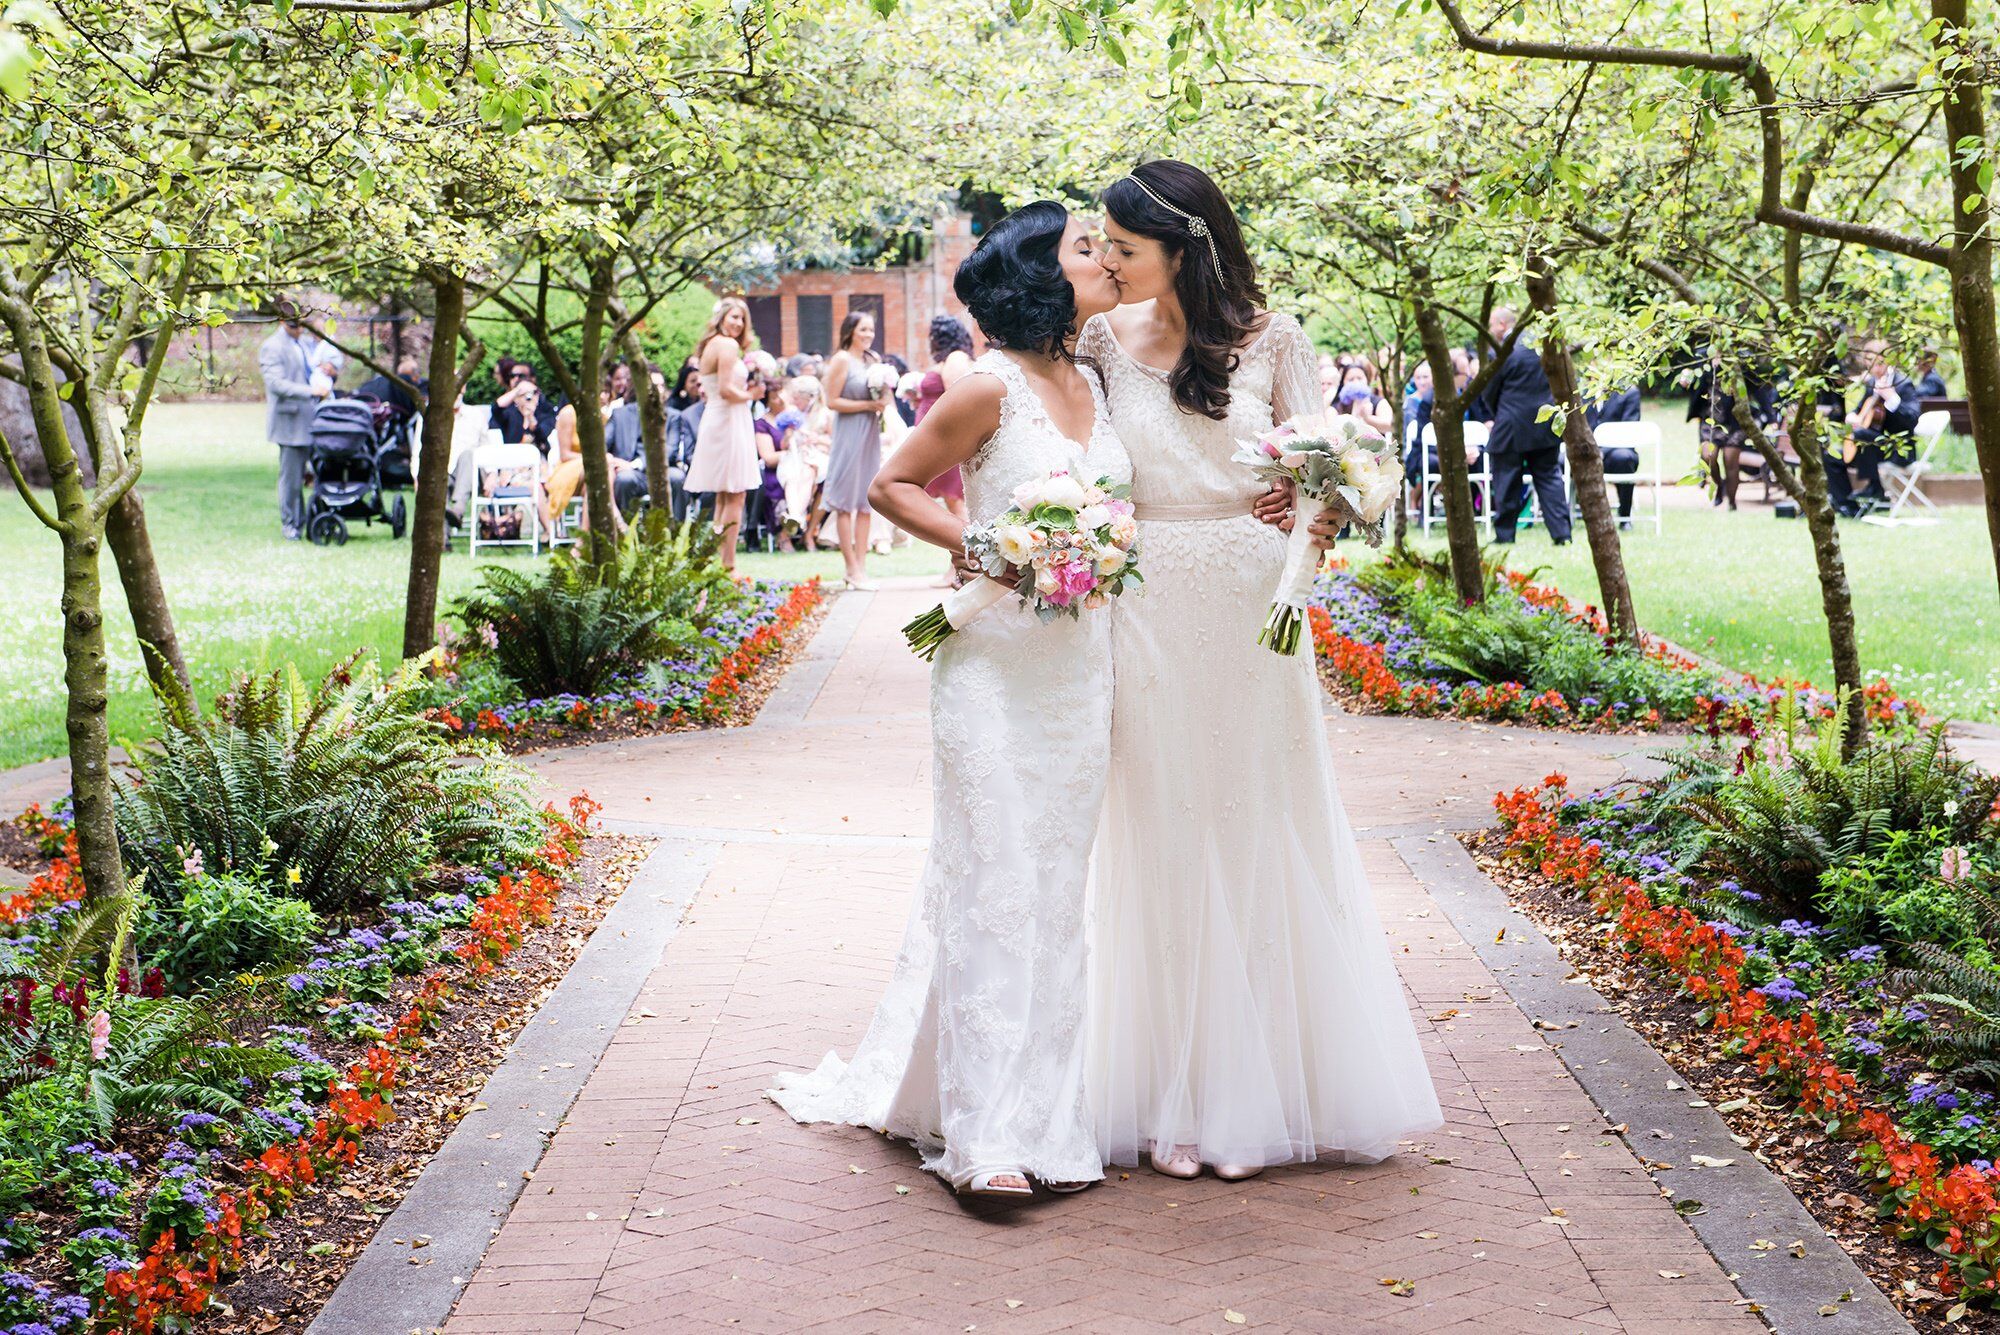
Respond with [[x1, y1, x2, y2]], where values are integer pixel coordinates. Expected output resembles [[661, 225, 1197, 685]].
[[771, 203, 1131, 1198], [1077, 160, 1442, 1181]]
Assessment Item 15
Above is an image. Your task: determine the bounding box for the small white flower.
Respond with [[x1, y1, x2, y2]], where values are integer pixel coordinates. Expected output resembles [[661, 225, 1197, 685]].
[[1041, 474, 1087, 511], [1010, 479, 1045, 511], [995, 525, 1035, 565], [1076, 504, 1111, 533]]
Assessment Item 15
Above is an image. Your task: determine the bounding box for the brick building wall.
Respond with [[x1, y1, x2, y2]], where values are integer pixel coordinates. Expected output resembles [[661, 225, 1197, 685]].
[[735, 212, 981, 367]]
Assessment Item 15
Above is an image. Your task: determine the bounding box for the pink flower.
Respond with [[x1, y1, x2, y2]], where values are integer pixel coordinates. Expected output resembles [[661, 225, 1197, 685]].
[[181, 847, 203, 879], [479, 623, 500, 651], [89, 1010, 110, 1062], [1106, 498, 1134, 516], [1942, 846, 1971, 884], [1052, 560, 1098, 605], [1256, 425, 1298, 458]]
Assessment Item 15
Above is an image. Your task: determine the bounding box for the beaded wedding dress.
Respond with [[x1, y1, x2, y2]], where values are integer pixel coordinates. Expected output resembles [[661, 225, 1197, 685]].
[[1077, 310, 1442, 1172], [771, 352, 1132, 1188]]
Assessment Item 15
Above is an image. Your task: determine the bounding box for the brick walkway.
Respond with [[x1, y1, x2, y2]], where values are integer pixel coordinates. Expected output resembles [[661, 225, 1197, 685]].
[[449, 583, 1768, 1334]]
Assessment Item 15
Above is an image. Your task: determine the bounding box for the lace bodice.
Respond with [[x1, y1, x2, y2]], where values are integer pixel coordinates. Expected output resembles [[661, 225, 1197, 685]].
[[961, 351, 1132, 524], [1078, 312, 1320, 510]]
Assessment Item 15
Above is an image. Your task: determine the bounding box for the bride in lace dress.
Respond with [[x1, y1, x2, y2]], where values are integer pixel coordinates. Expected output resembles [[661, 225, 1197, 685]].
[[770, 203, 1131, 1198], [1078, 160, 1442, 1180]]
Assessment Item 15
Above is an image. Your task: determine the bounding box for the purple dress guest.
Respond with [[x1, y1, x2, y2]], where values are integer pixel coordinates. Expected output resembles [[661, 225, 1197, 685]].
[[916, 369, 965, 501], [755, 415, 789, 516]]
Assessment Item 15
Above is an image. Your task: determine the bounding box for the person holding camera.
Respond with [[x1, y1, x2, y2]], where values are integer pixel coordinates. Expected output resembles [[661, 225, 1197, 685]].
[[820, 309, 887, 589]]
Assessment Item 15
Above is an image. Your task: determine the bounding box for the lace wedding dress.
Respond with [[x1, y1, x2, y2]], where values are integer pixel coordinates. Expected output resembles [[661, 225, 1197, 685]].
[[770, 352, 1132, 1188], [1077, 311, 1442, 1171]]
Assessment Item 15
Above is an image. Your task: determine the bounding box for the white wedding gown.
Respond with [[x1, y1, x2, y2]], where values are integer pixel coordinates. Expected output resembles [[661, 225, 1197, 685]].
[[1078, 311, 1442, 1171], [770, 351, 1132, 1188]]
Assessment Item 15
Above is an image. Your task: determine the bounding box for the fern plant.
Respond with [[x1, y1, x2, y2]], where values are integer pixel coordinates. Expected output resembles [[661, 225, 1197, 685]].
[[1680, 714, 2000, 925], [1892, 885, 2000, 1087], [115, 656, 540, 913]]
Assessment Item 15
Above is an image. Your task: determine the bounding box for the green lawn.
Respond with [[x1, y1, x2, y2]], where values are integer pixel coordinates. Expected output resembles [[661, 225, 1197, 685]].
[[0, 403, 940, 770], [1380, 504, 2000, 724], [2, 402, 1994, 771]]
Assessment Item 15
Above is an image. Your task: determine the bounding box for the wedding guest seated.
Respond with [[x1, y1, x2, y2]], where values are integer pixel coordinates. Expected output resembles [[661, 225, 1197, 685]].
[[1333, 364, 1394, 435], [1687, 351, 1777, 511], [1587, 384, 1642, 525], [1914, 345, 1949, 400], [494, 366, 556, 453], [753, 374, 794, 549], [357, 355, 424, 417]]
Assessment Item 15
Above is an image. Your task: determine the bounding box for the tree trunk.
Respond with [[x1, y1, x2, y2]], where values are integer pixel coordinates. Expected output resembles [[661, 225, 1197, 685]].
[[1743, 394, 1868, 757], [402, 269, 466, 660], [1523, 258, 1640, 645], [1386, 343, 1411, 551], [2, 307, 127, 902], [572, 254, 617, 553], [1407, 286, 1486, 603], [103, 493, 187, 692], [1933, 0, 2000, 600], [620, 323, 672, 514]]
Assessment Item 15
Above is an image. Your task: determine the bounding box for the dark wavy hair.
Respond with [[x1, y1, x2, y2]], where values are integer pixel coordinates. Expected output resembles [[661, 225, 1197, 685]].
[[929, 314, 974, 363], [953, 201, 1079, 358], [1103, 160, 1265, 420], [836, 310, 877, 359]]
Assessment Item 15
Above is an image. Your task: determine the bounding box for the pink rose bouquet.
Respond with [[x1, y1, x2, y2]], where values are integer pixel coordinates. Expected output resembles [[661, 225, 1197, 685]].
[[903, 470, 1142, 660]]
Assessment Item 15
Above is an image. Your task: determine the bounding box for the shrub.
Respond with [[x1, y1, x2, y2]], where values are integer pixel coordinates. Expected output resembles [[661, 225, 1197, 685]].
[[1892, 886, 2000, 1087], [115, 657, 541, 913], [136, 872, 320, 989], [1681, 718, 1999, 928], [453, 511, 736, 699]]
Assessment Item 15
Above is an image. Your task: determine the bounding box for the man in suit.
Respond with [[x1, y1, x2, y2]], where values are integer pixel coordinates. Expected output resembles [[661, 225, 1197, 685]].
[[1913, 346, 1949, 400], [259, 302, 330, 539], [1830, 339, 1922, 517], [1473, 307, 1571, 544]]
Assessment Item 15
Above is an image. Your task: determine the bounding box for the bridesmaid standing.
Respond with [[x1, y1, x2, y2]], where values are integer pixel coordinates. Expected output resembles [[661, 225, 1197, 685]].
[[686, 298, 761, 571], [820, 311, 886, 590]]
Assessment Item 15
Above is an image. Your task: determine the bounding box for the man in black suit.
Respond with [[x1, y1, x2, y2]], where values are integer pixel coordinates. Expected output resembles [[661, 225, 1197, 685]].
[[1473, 307, 1571, 544], [1830, 339, 1922, 517], [1913, 346, 1948, 400]]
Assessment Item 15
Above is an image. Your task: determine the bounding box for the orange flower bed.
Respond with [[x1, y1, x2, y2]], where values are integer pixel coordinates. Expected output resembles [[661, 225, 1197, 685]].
[[96, 792, 601, 1334], [1496, 776, 2000, 1302]]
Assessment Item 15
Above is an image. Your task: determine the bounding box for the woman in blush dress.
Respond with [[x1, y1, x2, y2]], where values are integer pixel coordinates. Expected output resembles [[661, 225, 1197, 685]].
[[917, 315, 977, 585], [820, 312, 888, 589], [1079, 159, 1441, 1182], [771, 203, 1130, 1198], [685, 297, 762, 571]]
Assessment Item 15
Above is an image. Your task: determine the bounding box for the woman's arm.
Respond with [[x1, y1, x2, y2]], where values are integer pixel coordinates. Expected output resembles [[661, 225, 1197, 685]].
[[552, 404, 578, 461], [867, 376, 1002, 556], [823, 352, 881, 413], [709, 339, 753, 404]]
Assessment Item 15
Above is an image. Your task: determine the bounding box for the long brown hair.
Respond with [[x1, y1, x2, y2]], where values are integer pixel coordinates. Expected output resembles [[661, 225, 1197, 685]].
[[1103, 160, 1265, 420], [697, 297, 752, 358]]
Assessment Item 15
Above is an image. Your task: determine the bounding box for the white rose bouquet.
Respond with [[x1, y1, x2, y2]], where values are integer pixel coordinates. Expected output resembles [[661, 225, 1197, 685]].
[[1232, 413, 1400, 655], [865, 362, 900, 397], [902, 470, 1143, 660]]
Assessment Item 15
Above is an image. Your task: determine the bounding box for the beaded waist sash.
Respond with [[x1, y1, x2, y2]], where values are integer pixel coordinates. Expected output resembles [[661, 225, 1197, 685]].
[[1131, 498, 1259, 522]]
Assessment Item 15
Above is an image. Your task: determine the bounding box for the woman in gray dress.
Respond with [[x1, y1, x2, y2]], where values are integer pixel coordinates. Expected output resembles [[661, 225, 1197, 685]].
[[820, 311, 887, 589]]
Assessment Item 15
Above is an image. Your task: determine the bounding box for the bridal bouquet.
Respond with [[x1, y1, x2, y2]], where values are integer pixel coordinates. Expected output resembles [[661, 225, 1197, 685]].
[[903, 470, 1142, 661], [1233, 413, 1400, 655]]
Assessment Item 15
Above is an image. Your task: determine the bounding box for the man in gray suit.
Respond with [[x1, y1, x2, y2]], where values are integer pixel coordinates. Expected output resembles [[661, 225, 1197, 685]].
[[259, 302, 329, 538]]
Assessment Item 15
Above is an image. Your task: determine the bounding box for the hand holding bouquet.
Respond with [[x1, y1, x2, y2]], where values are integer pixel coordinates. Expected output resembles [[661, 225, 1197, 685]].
[[865, 362, 900, 399], [903, 470, 1142, 660], [1233, 413, 1400, 655]]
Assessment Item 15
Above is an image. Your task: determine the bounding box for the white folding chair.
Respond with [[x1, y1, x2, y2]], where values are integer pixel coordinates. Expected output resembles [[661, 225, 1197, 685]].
[[1863, 409, 1948, 527], [1420, 420, 1494, 537], [1591, 420, 1665, 535], [468, 438, 546, 556]]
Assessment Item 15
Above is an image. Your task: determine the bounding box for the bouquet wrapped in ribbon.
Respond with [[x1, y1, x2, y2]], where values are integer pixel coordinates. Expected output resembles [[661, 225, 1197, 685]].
[[1233, 413, 1400, 655], [903, 470, 1142, 660]]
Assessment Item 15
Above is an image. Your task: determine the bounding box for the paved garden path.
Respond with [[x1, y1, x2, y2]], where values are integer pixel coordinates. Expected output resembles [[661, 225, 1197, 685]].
[[426, 583, 1854, 1333]]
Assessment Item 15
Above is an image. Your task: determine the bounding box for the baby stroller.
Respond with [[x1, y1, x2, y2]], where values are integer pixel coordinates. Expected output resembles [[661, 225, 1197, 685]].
[[303, 397, 408, 545], [365, 397, 418, 493]]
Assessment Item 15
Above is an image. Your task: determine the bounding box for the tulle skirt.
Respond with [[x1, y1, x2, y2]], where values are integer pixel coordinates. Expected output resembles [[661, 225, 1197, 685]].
[[1090, 515, 1442, 1169]]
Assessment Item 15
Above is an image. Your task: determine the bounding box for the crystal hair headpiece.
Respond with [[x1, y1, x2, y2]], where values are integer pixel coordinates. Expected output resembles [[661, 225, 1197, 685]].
[[1117, 174, 1226, 285]]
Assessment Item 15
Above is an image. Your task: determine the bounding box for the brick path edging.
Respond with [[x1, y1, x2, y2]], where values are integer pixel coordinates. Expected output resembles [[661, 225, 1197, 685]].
[[1397, 835, 1908, 1333], [308, 837, 717, 1335]]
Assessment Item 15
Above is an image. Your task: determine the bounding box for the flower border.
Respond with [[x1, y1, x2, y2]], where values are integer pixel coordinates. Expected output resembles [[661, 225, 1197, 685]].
[[91, 793, 601, 1334], [1496, 775, 1998, 1307]]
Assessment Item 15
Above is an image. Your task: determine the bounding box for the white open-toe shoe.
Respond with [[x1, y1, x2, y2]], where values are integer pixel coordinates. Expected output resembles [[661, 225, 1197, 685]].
[[958, 1168, 1033, 1199]]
